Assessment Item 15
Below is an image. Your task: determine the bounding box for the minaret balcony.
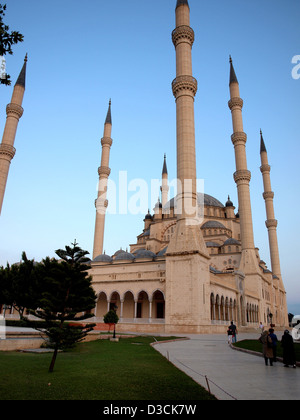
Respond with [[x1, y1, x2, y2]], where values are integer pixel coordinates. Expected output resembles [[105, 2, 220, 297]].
[[172, 25, 194, 47], [172, 75, 197, 98], [260, 164, 271, 174], [0, 143, 16, 160], [233, 169, 251, 184], [228, 97, 243, 111], [6, 103, 24, 119], [231, 132, 247, 146], [98, 166, 111, 177], [265, 219, 278, 229], [101, 137, 113, 147], [263, 191, 274, 200]]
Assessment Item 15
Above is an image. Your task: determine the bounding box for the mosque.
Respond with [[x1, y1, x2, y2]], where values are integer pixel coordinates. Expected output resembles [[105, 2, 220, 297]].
[[89, 0, 288, 333], [0, 0, 288, 333]]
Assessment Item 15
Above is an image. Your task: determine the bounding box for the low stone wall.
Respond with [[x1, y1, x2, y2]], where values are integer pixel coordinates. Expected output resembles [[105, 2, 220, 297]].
[[0, 331, 132, 351], [0, 338, 45, 352]]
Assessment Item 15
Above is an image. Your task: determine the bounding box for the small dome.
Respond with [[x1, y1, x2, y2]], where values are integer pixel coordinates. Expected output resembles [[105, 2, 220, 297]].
[[145, 210, 152, 220], [223, 238, 241, 246], [165, 193, 224, 210], [206, 242, 221, 247], [114, 251, 135, 261], [226, 195, 234, 207], [134, 249, 156, 260], [93, 254, 112, 263], [201, 220, 226, 229]]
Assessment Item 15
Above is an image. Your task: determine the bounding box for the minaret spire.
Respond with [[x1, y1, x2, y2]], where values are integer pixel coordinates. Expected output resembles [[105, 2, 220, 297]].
[[161, 154, 169, 207], [0, 55, 27, 214], [229, 55, 238, 85], [228, 58, 256, 259], [105, 99, 112, 125], [15, 53, 27, 88], [260, 129, 267, 153], [93, 100, 113, 259], [176, 0, 189, 9]]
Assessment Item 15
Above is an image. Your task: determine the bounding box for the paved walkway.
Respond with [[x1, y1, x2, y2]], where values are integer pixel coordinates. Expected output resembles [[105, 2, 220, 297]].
[[153, 333, 300, 401]]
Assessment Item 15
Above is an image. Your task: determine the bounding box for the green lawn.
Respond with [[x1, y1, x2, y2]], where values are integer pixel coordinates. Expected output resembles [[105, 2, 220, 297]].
[[234, 339, 300, 361], [0, 337, 215, 400]]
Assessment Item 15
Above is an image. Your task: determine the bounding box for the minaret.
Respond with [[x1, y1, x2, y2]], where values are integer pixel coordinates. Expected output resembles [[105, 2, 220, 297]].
[[0, 55, 27, 214], [93, 100, 113, 259], [165, 0, 210, 332], [260, 131, 288, 326], [172, 0, 198, 224], [160, 154, 169, 208], [228, 57, 256, 260], [260, 131, 282, 282]]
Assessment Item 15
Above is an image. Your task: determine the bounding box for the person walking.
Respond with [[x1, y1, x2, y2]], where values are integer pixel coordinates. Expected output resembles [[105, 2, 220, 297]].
[[259, 322, 264, 333], [259, 330, 274, 366], [227, 325, 233, 345], [281, 330, 296, 368], [228, 321, 238, 343], [269, 328, 278, 362]]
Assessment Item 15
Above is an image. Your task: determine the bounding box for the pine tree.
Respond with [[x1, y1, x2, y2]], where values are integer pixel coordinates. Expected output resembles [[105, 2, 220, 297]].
[[31, 241, 96, 373], [0, 253, 39, 319]]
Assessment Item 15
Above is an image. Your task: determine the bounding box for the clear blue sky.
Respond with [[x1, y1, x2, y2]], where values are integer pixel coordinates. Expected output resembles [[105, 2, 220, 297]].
[[0, 0, 299, 313]]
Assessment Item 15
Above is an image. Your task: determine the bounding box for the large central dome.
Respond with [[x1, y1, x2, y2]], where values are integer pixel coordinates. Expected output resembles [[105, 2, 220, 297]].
[[164, 193, 224, 210]]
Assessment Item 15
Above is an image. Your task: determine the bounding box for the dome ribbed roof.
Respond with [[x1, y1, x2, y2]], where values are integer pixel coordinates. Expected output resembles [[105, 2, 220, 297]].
[[164, 193, 224, 210], [223, 238, 241, 246], [206, 242, 221, 247], [133, 249, 156, 260], [114, 251, 135, 261], [93, 254, 112, 263], [201, 221, 226, 229]]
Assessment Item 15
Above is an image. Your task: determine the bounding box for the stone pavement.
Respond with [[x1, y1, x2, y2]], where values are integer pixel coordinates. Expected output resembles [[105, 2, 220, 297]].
[[153, 333, 300, 401]]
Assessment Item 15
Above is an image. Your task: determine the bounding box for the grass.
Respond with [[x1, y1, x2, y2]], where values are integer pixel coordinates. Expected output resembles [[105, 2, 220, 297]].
[[233, 339, 300, 361], [0, 336, 216, 400]]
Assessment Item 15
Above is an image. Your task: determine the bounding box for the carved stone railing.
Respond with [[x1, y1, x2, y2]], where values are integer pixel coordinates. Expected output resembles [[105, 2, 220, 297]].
[[228, 97, 244, 111], [172, 25, 195, 47], [172, 75, 198, 98], [231, 132, 247, 146], [0, 143, 16, 160], [6, 103, 23, 119], [233, 169, 251, 184]]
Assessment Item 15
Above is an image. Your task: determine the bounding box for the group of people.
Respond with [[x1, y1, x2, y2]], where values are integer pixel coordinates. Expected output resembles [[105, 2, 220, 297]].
[[227, 321, 297, 368], [259, 327, 297, 368]]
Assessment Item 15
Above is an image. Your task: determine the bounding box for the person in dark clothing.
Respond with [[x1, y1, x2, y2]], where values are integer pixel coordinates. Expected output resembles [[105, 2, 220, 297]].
[[269, 328, 278, 362], [228, 321, 238, 343], [281, 330, 296, 368]]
